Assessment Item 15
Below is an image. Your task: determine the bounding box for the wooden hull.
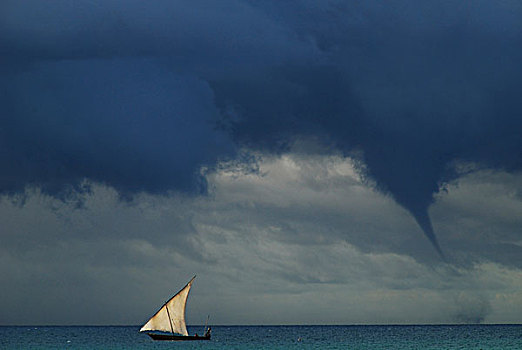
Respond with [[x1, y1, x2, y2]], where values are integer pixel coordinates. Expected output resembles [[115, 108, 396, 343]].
[[145, 332, 210, 341]]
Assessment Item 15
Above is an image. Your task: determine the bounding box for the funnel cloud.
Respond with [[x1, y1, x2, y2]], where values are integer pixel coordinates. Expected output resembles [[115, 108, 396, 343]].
[[2, 1, 522, 255]]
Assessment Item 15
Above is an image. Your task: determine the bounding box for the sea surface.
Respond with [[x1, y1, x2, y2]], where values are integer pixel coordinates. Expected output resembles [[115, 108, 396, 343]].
[[1, 325, 521, 349]]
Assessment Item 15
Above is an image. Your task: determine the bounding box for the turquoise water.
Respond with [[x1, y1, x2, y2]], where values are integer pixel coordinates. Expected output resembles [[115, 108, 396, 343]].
[[1, 325, 521, 349]]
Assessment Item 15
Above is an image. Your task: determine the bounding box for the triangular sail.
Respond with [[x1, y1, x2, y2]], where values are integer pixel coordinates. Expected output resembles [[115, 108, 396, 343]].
[[140, 276, 195, 336]]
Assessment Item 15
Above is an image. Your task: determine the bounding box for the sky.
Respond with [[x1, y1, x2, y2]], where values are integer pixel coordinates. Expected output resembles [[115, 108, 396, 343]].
[[1, 0, 522, 325]]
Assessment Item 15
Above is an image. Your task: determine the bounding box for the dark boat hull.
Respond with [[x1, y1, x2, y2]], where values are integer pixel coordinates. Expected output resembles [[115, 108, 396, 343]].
[[145, 332, 210, 341]]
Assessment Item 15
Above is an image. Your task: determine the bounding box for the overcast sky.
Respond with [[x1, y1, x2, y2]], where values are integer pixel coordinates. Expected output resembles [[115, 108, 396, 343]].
[[1, 0, 522, 325]]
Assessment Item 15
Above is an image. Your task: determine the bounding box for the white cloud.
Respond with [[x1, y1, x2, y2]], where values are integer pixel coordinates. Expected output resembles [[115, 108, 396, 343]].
[[1, 155, 522, 324], [432, 168, 522, 266]]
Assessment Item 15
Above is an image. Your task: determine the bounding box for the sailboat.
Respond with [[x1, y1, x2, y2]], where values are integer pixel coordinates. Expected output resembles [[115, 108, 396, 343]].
[[139, 276, 211, 341]]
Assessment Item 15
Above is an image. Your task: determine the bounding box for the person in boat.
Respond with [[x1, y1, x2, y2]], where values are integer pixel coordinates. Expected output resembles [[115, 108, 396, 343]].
[[205, 327, 212, 337]]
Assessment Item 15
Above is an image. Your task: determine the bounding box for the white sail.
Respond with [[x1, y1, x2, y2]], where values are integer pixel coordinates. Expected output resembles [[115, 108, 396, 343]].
[[139, 276, 195, 336]]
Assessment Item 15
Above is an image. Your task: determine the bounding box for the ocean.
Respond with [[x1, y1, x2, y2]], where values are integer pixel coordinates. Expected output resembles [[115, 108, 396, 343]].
[[1, 325, 521, 349]]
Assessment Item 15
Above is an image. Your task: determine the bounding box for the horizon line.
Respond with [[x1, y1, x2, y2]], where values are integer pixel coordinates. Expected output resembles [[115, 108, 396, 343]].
[[2, 323, 521, 327]]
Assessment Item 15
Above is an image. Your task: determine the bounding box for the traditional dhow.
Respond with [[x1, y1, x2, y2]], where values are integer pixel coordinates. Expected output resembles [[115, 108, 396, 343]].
[[139, 276, 211, 341]]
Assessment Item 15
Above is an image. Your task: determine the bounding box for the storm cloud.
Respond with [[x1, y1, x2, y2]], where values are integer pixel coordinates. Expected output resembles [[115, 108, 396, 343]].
[[2, 1, 522, 266]]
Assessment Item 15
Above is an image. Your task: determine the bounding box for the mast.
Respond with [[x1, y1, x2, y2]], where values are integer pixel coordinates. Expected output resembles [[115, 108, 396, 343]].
[[204, 314, 210, 334], [165, 305, 175, 335]]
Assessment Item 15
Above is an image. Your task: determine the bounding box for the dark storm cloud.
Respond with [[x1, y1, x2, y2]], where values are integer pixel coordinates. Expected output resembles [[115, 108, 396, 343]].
[[1, 58, 234, 197], [2, 0, 522, 253], [211, 1, 522, 255], [0, 0, 310, 65], [0, 0, 311, 198]]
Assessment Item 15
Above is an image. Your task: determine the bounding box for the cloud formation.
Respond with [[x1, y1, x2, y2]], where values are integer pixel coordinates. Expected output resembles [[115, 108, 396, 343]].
[[2, 1, 522, 253], [2, 58, 235, 197], [1, 155, 522, 324]]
